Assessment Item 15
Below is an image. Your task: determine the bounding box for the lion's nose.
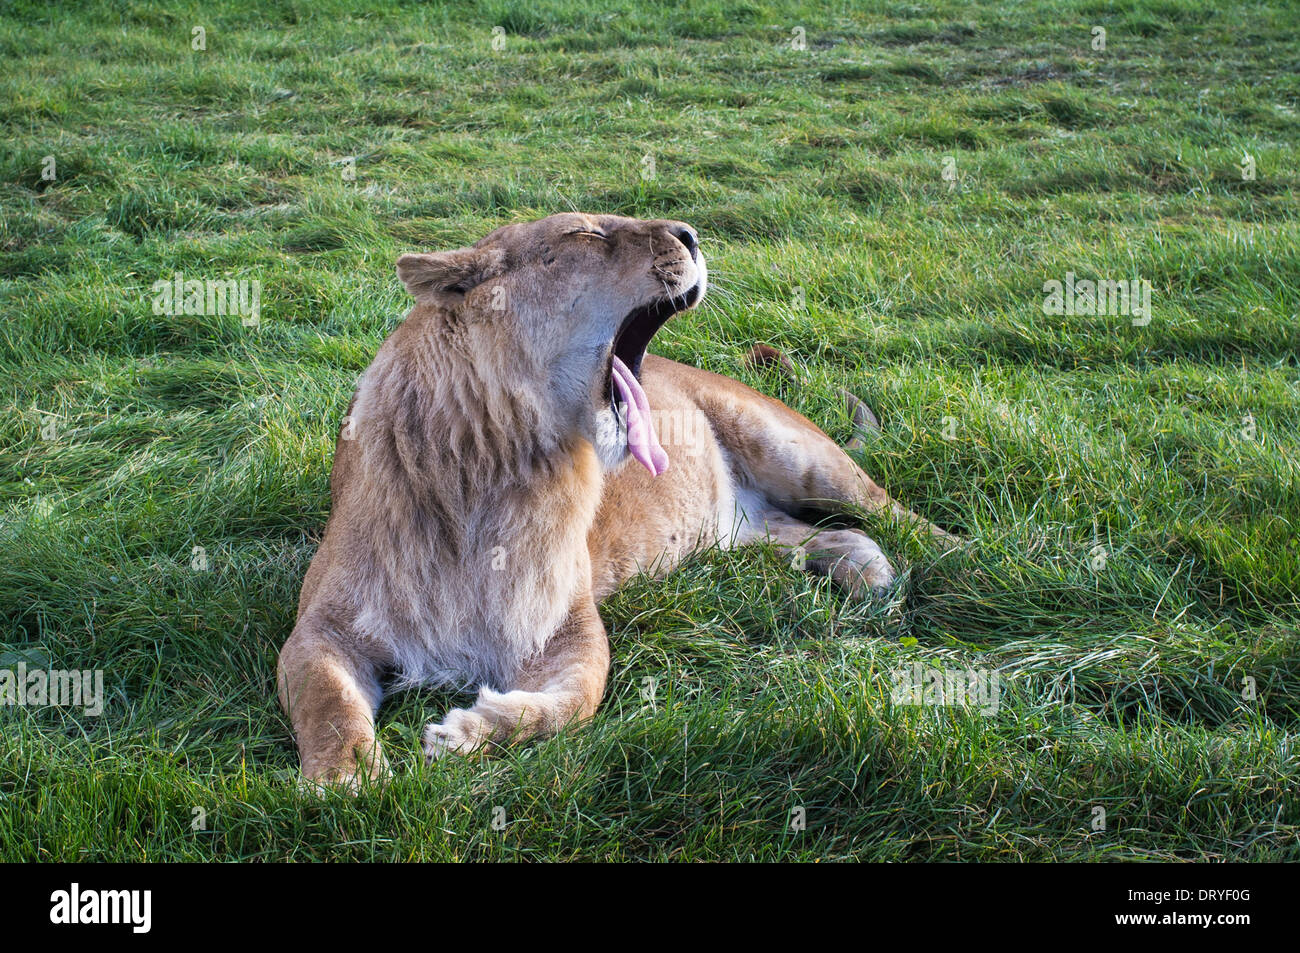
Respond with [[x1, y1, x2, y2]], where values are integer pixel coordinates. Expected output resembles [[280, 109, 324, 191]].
[[669, 224, 699, 259]]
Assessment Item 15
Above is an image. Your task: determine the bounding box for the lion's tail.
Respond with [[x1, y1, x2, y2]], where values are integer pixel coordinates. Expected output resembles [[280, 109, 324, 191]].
[[744, 344, 880, 451]]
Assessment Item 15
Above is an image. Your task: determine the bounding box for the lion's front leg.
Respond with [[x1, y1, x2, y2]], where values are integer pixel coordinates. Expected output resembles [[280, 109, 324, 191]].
[[423, 593, 610, 759], [278, 620, 388, 790]]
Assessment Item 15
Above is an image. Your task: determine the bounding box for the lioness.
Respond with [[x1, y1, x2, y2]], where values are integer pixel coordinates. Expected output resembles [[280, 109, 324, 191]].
[[279, 212, 954, 786]]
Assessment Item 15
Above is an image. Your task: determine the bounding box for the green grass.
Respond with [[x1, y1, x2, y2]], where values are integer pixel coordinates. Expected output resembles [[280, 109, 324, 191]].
[[2, 0, 1298, 861]]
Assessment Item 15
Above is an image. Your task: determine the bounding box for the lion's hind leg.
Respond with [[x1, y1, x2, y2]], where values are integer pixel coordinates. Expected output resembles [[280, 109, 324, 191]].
[[737, 507, 896, 600], [702, 351, 958, 546]]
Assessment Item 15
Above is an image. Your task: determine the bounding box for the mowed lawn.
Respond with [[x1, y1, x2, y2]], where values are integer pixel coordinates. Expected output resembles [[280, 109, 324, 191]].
[[1, 0, 1297, 861]]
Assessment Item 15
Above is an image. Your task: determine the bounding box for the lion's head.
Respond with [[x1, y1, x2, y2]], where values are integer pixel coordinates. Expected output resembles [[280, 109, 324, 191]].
[[396, 213, 706, 476]]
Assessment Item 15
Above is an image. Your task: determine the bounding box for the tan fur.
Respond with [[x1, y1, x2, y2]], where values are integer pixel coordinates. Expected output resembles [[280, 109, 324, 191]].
[[278, 213, 956, 788]]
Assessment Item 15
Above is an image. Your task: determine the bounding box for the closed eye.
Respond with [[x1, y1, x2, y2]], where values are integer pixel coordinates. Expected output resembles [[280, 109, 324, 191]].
[[568, 229, 609, 241]]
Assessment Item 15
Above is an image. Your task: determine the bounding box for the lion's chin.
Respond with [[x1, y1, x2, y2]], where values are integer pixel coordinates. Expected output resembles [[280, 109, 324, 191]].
[[591, 402, 633, 472]]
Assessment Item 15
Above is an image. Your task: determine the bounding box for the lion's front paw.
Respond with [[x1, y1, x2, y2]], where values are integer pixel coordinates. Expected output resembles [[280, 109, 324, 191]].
[[423, 688, 564, 761], [298, 743, 390, 795], [423, 707, 492, 761]]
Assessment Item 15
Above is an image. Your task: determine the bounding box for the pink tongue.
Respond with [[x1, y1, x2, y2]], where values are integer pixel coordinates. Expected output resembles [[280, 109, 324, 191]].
[[610, 355, 668, 476]]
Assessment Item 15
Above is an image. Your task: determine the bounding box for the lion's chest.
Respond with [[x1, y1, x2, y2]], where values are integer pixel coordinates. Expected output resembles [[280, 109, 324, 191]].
[[351, 462, 602, 691]]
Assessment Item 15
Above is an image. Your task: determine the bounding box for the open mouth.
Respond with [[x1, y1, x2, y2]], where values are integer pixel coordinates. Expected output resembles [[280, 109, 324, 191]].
[[608, 280, 703, 383], [603, 280, 702, 477]]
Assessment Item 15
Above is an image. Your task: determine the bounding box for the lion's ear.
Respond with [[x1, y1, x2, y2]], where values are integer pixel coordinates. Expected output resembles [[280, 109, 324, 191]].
[[396, 248, 504, 300]]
